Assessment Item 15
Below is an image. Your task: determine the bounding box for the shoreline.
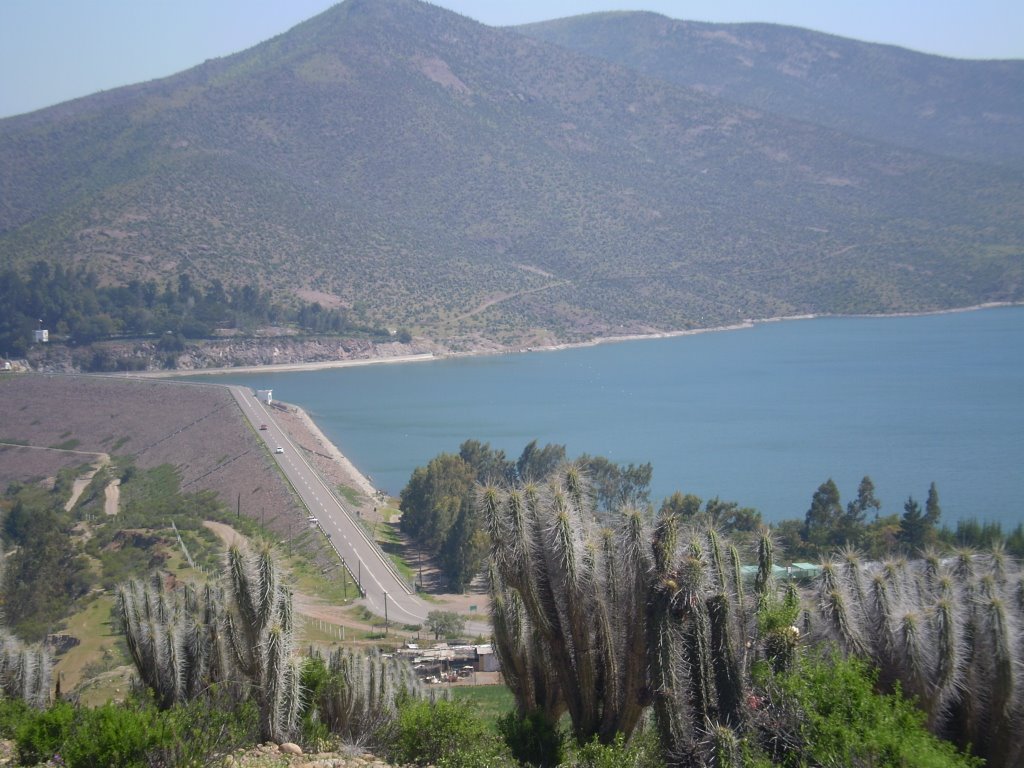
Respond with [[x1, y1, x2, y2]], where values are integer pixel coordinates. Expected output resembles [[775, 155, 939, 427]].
[[139, 352, 437, 378], [141, 301, 1020, 379]]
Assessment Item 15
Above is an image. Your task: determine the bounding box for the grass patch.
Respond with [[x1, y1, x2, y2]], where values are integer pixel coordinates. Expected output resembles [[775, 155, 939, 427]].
[[337, 484, 364, 506], [377, 504, 400, 523], [450, 685, 515, 726], [49, 438, 81, 450], [285, 549, 358, 605], [52, 594, 131, 703], [300, 617, 350, 646], [0, 437, 29, 445], [111, 436, 131, 451]]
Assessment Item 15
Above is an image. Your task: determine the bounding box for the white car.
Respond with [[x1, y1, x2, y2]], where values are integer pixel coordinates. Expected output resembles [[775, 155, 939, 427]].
[[274, 446, 284, 454]]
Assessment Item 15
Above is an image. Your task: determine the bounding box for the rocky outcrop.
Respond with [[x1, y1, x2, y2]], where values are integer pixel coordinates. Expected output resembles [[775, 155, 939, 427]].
[[24, 335, 436, 374]]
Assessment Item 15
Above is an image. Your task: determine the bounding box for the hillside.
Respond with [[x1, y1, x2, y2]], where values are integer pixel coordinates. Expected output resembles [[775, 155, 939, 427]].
[[1, 0, 1022, 351], [517, 12, 1024, 169]]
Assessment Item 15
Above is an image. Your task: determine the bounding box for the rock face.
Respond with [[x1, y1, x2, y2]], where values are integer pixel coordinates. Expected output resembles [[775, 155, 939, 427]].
[[24, 335, 433, 373]]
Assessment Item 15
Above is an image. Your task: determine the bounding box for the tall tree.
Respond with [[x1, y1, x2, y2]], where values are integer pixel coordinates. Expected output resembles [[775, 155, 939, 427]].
[[898, 496, 928, 551], [458, 439, 514, 484], [515, 440, 567, 482], [838, 475, 881, 547], [399, 453, 475, 551], [803, 478, 844, 551], [925, 482, 941, 527]]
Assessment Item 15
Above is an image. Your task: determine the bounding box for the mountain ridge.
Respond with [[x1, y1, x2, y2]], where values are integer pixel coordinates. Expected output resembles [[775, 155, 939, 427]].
[[1, 0, 1021, 350]]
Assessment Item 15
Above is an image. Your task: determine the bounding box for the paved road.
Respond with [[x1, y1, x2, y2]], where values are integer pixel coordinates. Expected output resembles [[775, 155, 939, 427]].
[[227, 386, 482, 632]]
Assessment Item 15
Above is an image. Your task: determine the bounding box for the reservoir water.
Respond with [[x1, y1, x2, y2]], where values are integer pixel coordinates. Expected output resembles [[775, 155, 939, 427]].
[[197, 307, 1024, 527]]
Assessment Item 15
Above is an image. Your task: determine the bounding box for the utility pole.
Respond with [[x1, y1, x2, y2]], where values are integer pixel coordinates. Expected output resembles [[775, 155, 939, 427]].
[[384, 591, 389, 635]]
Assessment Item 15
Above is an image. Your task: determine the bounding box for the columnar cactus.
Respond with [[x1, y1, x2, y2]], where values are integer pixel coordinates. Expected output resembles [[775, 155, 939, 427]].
[[0, 629, 51, 708], [316, 647, 426, 743], [224, 543, 301, 744], [484, 464, 759, 762], [807, 546, 1023, 768], [482, 467, 648, 744], [118, 576, 226, 708], [119, 543, 300, 743]]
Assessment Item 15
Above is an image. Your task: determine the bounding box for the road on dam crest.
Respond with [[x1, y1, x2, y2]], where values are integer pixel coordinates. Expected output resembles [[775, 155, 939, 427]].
[[228, 385, 456, 631]]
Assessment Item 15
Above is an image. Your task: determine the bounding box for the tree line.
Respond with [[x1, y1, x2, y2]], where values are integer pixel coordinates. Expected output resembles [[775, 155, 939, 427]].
[[400, 444, 1024, 591], [0, 260, 389, 358], [398, 439, 654, 590]]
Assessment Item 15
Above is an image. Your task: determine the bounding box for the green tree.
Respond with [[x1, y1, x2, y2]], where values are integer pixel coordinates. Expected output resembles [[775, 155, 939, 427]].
[[458, 439, 514, 484], [657, 491, 702, 521], [925, 482, 941, 527], [515, 440, 566, 482], [399, 453, 476, 551], [899, 491, 939, 551], [803, 478, 843, 551], [1, 490, 91, 641], [425, 610, 467, 640], [579, 455, 652, 513], [899, 496, 925, 550]]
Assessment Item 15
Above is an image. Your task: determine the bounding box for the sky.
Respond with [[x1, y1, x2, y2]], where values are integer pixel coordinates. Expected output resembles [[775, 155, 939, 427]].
[[2, 0, 1022, 119]]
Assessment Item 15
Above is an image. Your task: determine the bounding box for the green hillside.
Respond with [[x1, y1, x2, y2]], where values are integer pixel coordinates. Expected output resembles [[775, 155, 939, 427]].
[[517, 11, 1024, 169], [1, 0, 1022, 351]]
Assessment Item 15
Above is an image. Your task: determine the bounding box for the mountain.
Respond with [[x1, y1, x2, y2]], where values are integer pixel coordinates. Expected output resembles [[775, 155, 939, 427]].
[[1, 0, 1022, 349], [517, 12, 1024, 170]]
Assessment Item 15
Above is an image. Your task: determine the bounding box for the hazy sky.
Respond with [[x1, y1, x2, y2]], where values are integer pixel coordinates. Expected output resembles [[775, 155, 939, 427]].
[[2, 0, 1022, 119]]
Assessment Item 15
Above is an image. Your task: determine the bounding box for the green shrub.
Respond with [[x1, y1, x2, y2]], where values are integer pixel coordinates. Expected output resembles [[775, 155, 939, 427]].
[[383, 698, 515, 768], [156, 696, 259, 767], [562, 730, 665, 768], [12, 696, 259, 768], [0, 699, 31, 739], [14, 699, 75, 765], [496, 708, 564, 767], [768, 654, 983, 768], [16, 700, 171, 767]]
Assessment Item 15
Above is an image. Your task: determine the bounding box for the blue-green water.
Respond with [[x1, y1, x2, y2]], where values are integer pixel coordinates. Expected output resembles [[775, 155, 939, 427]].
[[196, 307, 1024, 526]]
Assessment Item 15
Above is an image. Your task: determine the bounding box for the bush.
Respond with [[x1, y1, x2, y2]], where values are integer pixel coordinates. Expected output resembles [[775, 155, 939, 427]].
[[496, 709, 565, 767], [15, 700, 170, 767], [157, 696, 259, 767], [0, 699, 31, 739], [382, 698, 515, 768], [562, 730, 665, 768], [767, 654, 983, 768]]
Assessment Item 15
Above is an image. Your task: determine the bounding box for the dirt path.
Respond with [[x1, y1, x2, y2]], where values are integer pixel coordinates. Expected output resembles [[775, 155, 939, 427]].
[[59, 451, 110, 512], [453, 280, 567, 322], [104, 479, 120, 515]]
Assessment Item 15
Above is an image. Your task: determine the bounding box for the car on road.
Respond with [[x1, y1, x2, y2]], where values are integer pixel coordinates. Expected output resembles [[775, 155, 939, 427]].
[[274, 446, 284, 454], [259, 424, 268, 430]]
